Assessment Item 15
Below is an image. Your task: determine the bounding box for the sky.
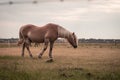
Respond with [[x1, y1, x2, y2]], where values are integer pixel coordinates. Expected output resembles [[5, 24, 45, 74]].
[[0, 0, 120, 39]]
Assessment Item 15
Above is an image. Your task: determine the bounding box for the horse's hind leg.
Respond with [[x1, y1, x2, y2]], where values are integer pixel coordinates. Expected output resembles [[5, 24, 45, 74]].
[[25, 44, 33, 58], [23, 38, 33, 58], [21, 42, 25, 57], [38, 39, 49, 58]]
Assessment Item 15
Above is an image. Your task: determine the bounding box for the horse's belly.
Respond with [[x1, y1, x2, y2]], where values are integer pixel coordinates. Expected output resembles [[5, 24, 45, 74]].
[[28, 32, 44, 43], [31, 38, 44, 43]]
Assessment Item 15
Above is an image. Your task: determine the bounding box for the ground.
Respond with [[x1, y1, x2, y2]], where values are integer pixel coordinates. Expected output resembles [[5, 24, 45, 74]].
[[0, 43, 120, 80]]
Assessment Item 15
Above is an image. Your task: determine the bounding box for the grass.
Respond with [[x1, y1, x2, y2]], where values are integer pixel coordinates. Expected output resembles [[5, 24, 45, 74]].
[[0, 43, 120, 80], [0, 58, 120, 80], [0, 56, 120, 80]]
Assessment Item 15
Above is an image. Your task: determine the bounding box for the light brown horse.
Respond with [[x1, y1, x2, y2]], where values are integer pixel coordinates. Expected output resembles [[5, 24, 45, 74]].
[[18, 23, 78, 62]]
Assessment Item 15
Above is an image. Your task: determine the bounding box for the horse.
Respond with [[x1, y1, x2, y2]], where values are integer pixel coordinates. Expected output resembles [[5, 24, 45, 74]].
[[17, 23, 78, 62]]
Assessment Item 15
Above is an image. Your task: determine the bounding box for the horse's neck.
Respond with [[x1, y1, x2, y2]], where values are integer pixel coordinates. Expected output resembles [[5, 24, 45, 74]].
[[58, 26, 71, 38]]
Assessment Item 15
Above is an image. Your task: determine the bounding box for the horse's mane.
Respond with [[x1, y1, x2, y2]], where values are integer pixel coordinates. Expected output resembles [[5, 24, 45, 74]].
[[57, 26, 71, 38], [74, 33, 78, 46], [57, 25, 78, 46]]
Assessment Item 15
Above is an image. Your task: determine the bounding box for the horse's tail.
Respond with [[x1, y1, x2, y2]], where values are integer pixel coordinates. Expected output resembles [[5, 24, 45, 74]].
[[17, 30, 24, 46]]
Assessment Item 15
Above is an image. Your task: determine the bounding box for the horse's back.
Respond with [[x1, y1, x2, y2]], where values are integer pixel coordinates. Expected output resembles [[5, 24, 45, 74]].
[[19, 23, 59, 43]]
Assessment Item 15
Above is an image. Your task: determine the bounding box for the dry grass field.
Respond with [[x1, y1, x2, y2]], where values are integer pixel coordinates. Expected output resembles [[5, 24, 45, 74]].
[[0, 43, 120, 80]]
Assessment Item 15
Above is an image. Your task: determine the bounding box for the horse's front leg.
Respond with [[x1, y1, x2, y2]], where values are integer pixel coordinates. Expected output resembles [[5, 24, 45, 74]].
[[38, 39, 49, 58], [46, 42, 54, 62]]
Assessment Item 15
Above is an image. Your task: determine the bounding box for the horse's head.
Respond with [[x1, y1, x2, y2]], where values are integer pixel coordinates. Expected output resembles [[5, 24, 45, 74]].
[[67, 32, 78, 48]]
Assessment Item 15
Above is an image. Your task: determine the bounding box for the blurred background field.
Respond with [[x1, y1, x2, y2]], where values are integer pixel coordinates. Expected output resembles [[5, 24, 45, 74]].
[[0, 42, 120, 49]]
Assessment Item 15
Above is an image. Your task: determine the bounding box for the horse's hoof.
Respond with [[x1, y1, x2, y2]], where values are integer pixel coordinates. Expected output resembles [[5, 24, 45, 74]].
[[30, 54, 33, 58], [38, 55, 42, 59], [31, 56, 34, 59], [46, 59, 54, 63], [21, 54, 24, 57]]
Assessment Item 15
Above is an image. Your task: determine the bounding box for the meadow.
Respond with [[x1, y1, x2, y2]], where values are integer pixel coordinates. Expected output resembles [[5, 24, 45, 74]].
[[0, 43, 120, 80]]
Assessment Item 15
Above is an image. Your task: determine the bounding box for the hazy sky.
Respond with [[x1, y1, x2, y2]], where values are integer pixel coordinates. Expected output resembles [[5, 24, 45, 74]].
[[0, 0, 120, 39]]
